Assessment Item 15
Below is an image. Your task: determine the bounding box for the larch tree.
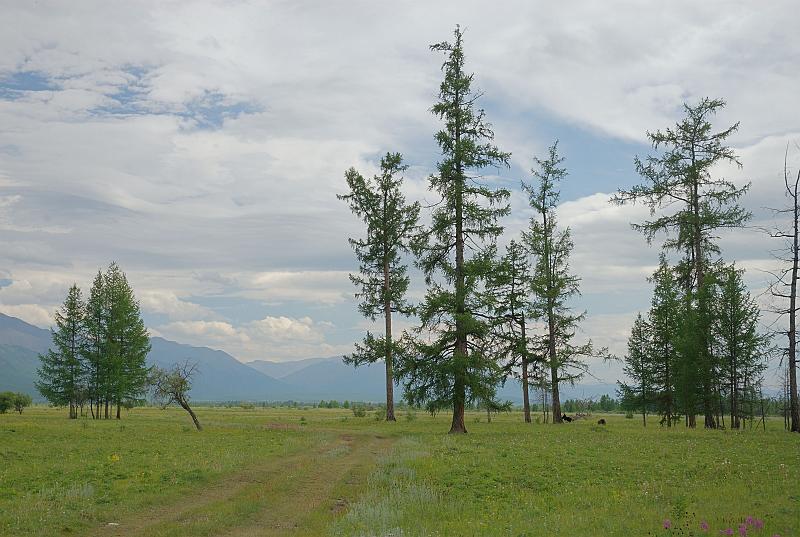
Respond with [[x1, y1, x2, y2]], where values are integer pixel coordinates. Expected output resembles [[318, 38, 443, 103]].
[[400, 26, 511, 434], [104, 262, 151, 419], [484, 239, 535, 423], [715, 264, 768, 429], [618, 313, 654, 427], [338, 152, 420, 422], [36, 284, 86, 419], [523, 141, 597, 423], [612, 98, 750, 428], [83, 270, 108, 419], [647, 257, 681, 426]]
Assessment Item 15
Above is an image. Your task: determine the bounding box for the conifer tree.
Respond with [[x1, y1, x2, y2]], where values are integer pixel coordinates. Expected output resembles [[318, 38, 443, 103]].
[[612, 98, 750, 428], [523, 142, 598, 423], [83, 270, 107, 419], [484, 239, 536, 422], [715, 264, 768, 429], [36, 284, 85, 419], [338, 152, 420, 421], [104, 262, 151, 419], [618, 313, 654, 426], [400, 26, 511, 434], [648, 257, 681, 426]]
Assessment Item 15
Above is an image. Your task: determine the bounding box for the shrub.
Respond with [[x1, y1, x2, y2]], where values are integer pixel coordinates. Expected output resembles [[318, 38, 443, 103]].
[[0, 392, 17, 414], [352, 406, 366, 418]]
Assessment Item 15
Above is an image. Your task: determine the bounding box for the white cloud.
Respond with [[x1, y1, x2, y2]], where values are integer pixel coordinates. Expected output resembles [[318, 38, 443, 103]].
[[157, 315, 341, 361], [0, 1, 797, 378], [138, 290, 215, 321]]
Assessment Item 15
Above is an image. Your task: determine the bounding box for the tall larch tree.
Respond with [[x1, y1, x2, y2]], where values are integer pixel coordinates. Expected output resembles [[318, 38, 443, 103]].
[[104, 262, 151, 419], [36, 284, 85, 419], [83, 270, 107, 419], [484, 239, 535, 422], [612, 98, 750, 428], [400, 26, 511, 434], [338, 152, 420, 422], [523, 141, 596, 423]]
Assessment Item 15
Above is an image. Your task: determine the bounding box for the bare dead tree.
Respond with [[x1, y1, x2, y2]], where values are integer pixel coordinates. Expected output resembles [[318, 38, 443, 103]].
[[151, 361, 202, 431], [767, 144, 800, 433]]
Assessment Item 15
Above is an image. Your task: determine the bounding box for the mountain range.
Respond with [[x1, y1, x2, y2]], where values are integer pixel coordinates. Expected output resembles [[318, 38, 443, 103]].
[[0, 312, 617, 402]]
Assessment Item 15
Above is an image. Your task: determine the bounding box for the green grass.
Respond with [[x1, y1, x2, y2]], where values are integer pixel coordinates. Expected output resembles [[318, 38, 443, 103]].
[[1, 407, 798, 536]]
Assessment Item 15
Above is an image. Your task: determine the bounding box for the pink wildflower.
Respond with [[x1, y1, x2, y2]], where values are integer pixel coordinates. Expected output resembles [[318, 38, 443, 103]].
[[663, 519, 672, 530]]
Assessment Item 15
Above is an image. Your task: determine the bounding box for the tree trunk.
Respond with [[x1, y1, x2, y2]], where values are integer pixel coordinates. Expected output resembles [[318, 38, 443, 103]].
[[450, 396, 466, 434], [116, 402, 121, 420], [790, 172, 800, 432], [551, 360, 561, 423], [180, 399, 203, 431], [521, 318, 531, 423], [383, 256, 396, 422], [450, 87, 467, 435]]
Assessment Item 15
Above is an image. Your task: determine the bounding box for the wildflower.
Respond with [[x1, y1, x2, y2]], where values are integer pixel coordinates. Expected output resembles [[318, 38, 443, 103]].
[[720, 529, 733, 536], [746, 517, 754, 527], [663, 519, 672, 530], [700, 521, 709, 532], [739, 525, 747, 536], [753, 520, 764, 530]]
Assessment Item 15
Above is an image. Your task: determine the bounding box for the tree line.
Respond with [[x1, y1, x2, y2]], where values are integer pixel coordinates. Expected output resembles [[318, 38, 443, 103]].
[[36, 262, 151, 419], [339, 26, 799, 433]]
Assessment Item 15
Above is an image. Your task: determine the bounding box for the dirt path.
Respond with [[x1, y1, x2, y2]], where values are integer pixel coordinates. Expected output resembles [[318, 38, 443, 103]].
[[93, 431, 393, 537]]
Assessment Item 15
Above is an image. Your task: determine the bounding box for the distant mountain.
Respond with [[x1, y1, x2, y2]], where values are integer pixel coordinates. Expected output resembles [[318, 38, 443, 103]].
[[0, 314, 292, 401], [497, 379, 620, 403], [247, 356, 331, 379], [0, 344, 41, 395], [148, 338, 293, 401], [279, 357, 391, 402], [0, 312, 51, 354], [0, 313, 621, 403]]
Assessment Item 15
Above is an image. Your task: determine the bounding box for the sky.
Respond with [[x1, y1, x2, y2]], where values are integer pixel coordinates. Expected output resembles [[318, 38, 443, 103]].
[[1, 1, 799, 388]]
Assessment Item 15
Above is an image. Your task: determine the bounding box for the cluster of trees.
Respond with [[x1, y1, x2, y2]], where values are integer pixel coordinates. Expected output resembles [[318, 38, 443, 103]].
[[619, 259, 768, 429], [36, 262, 151, 419], [0, 391, 32, 414], [341, 27, 799, 434], [614, 99, 786, 430], [340, 27, 600, 432]]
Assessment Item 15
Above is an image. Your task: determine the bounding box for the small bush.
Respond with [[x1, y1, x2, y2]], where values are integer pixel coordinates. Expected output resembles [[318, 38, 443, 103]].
[[624, 410, 634, 419], [352, 406, 366, 418]]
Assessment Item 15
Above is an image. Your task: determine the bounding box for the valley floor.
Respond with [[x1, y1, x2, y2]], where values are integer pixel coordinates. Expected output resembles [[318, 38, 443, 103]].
[[0, 407, 798, 536]]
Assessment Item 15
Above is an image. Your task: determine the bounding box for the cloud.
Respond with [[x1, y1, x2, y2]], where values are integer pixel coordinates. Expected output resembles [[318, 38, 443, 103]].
[[157, 315, 341, 361], [0, 1, 797, 379], [138, 290, 216, 321]]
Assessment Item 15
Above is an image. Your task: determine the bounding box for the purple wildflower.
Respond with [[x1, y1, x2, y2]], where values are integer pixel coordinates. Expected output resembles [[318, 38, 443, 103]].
[[700, 521, 710, 532], [753, 520, 764, 530], [746, 517, 755, 527], [720, 529, 734, 536], [739, 524, 747, 536], [663, 519, 672, 530]]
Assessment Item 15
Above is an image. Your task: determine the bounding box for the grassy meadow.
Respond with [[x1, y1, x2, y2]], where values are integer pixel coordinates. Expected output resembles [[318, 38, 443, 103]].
[[0, 406, 797, 536]]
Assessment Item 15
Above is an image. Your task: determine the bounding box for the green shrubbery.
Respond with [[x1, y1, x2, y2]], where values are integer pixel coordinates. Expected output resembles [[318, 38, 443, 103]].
[[0, 392, 32, 414]]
